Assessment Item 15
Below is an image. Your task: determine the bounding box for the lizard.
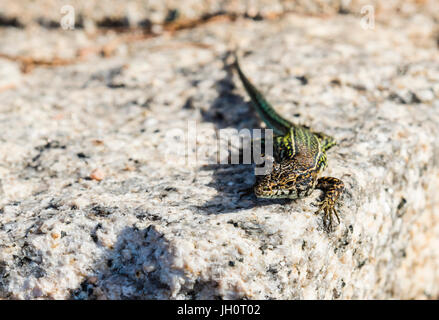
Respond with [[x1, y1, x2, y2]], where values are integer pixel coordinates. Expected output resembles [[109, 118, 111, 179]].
[[232, 54, 344, 232]]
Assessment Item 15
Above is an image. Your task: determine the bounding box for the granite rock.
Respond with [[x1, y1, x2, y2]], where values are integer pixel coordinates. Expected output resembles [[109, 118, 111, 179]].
[[1, 10, 439, 299]]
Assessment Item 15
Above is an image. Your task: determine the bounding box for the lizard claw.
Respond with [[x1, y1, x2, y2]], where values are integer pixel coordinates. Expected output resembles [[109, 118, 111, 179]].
[[316, 199, 340, 233], [315, 177, 344, 233]]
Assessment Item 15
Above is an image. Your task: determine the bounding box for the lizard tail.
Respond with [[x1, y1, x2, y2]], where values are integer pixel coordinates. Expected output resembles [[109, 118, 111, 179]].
[[232, 53, 293, 136]]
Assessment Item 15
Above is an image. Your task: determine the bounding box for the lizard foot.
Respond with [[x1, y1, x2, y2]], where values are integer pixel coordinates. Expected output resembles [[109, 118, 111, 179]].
[[315, 176, 344, 233], [238, 187, 255, 199]]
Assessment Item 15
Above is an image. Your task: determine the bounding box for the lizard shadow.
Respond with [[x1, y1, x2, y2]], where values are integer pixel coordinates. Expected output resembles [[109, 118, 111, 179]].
[[193, 52, 293, 215]]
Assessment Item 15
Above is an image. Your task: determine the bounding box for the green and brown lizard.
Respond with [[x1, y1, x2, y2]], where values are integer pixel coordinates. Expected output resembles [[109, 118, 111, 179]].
[[233, 55, 344, 232]]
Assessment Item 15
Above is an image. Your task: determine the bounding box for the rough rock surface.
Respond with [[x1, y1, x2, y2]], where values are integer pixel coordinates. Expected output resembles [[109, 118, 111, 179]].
[[1, 8, 439, 299]]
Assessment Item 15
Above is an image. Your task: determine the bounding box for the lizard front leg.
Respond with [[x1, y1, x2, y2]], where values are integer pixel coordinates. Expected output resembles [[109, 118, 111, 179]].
[[315, 176, 344, 232]]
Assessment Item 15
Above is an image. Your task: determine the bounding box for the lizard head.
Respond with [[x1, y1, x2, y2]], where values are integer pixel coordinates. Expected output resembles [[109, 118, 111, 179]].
[[253, 160, 317, 199]]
